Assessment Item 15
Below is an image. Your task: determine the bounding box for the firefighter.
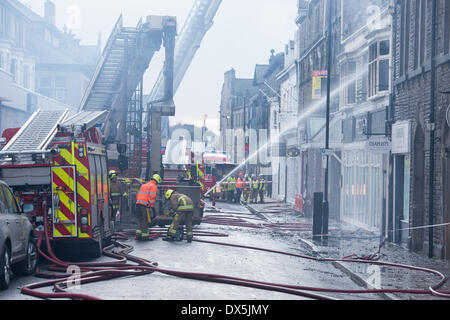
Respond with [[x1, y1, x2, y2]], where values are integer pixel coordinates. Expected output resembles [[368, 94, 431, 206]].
[[251, 175, 259, 204], [163, 189, 194, 243], [227, 175, 236, 203], [135, 174, 161, 241], [242, 174, 251, 204], [219, 178, 227, 201], [109, 170, 126, 221], [235, 172, 243, 204], [258, 175, 266, 204]]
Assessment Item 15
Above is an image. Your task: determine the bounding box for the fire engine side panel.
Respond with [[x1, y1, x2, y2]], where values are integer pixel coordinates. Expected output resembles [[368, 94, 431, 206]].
[[88, 155, 98, 235], [53, 143, 93, 239], [86, 143, 111, 239], [99, 156, 111, 236]]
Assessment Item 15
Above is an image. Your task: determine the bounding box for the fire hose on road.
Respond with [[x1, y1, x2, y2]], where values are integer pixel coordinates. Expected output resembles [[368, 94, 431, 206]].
[[18, 210, 450, 300]]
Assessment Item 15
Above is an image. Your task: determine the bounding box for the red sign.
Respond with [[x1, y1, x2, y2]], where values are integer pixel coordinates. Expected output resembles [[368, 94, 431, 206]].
[[312, 70, 328, 77]]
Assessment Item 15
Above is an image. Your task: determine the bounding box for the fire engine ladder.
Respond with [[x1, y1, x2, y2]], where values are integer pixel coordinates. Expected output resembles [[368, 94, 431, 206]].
[[0, 108, 71, 157], [59, 110, 109, 134], [78, 15, 176, 176], [147, 0, 222, 103]]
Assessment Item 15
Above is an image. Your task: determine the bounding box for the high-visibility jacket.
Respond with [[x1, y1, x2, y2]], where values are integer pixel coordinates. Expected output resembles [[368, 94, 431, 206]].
[[136, 180, 158, 208], [236, 178, 243, 189], [259, 179, 266, 191], [252, 179, 259, 190], [227, 177, 235, 191], [169, 192, 194, 213]]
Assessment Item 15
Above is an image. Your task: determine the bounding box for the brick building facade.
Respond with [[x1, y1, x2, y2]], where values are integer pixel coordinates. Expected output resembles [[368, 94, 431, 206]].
[[391, 0, 450, 258]]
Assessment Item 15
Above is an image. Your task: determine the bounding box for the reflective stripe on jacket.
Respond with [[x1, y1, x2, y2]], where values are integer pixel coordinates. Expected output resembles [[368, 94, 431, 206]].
[[136, 180, 157, 207], [170, 192, 194, 212], [259, 179, 266, 191]]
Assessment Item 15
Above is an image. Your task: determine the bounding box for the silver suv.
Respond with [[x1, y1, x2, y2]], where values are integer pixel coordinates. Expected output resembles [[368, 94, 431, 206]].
[[0, 180, 38, 290]]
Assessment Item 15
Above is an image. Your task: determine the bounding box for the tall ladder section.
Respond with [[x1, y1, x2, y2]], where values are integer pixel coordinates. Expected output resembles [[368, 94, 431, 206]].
[[148, 0, 222, 103], [145, 0, 222, 141], [79, 15, 176, 177]]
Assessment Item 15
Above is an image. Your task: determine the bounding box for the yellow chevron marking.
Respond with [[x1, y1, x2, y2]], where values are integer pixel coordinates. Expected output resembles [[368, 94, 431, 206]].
[[77, 182, 90, 204], [58, 150, 90, 204], [52, 168, 76, 237], [53, 227, 63, 237], [60, 147, 89, 180]]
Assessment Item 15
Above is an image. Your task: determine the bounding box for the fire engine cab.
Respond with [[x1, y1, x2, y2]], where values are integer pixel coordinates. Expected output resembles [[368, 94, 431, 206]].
[[0, 109, 112, 257]]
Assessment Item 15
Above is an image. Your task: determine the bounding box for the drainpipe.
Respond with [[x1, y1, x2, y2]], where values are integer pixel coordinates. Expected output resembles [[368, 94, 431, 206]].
[[387, 2, 397, 243], [428, 0, 437, 258]]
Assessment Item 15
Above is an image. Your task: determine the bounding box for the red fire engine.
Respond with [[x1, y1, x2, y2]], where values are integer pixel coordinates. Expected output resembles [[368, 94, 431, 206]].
[[0, 110, 112, 257]]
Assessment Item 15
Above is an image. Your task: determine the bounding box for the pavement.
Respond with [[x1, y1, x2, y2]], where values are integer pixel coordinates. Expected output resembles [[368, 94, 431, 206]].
[[245, 198, 450, 300]]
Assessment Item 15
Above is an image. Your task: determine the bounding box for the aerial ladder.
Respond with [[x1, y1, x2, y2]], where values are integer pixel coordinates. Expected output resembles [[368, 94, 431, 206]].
[[79, 14, 177, 178], [146, 0, 222, 180]]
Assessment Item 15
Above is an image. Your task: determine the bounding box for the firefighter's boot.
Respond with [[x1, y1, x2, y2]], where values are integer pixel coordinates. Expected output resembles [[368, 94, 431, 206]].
[[175, 226, 184, 242], [136, 230, 142, 241], [186, 231, 193, 243], [163, 227, 176, 242], [140, 233, 152, 241], [162, 236, 176, 242]]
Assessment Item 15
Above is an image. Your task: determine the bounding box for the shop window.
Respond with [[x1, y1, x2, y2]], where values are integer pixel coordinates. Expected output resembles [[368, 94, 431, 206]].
[[403, 156, 411, 222]]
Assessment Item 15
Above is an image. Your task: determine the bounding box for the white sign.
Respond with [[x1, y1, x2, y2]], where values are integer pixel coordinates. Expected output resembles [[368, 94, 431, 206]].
[[392, 121, 411, 154], [321, 149, 334, 156], [366, 138, 391, 154]]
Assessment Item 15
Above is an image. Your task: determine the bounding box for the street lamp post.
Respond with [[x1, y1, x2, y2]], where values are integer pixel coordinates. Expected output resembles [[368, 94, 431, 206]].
[[322, 0, 333, 245]]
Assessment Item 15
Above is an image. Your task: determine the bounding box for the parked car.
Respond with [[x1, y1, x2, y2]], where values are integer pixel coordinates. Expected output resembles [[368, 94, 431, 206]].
[[0, 180, 38, 290]]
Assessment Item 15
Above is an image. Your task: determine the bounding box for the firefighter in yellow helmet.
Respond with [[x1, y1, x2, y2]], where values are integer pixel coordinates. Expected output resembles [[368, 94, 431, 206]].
[[108, 170, 126, 221], [163, 189, 194, 242]]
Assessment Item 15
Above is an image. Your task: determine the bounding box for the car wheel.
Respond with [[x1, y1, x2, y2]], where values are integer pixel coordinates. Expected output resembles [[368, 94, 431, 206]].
[[12, 238, 38, 276], [0, 246, 11, 290]]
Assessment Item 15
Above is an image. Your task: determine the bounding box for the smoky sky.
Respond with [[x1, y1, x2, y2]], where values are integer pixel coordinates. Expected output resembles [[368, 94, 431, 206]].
[[21, 0, 298, 133]]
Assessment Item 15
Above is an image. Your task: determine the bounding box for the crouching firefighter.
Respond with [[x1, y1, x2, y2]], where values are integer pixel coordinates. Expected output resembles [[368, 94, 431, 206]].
[[163, 189, 194, 243], [135, 174, 162, 241]]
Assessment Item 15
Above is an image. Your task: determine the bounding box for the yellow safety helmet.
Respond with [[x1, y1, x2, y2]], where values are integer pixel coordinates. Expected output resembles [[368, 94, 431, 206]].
[[165, 189, 175, 200], [109, 170, 118, 179], [152, 174, 162, 184]]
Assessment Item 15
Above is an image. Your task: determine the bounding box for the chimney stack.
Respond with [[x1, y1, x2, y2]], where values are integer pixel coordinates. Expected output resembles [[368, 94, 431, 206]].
[[44, 0, 55, 25]]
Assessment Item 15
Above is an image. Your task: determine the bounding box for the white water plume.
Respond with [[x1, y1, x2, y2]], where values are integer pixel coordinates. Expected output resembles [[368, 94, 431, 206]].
[[205, 68, 368, 196]]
